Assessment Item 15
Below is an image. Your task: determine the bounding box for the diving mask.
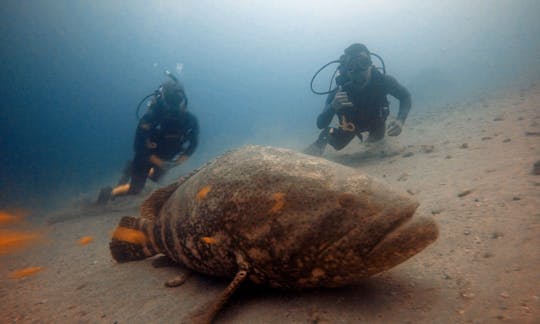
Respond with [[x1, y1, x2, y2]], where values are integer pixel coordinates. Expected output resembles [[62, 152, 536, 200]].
[[343, 52, 372, 73]]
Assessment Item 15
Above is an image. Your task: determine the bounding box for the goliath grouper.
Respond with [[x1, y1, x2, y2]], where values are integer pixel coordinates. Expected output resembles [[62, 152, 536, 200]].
[[110, 145, 438, 323]]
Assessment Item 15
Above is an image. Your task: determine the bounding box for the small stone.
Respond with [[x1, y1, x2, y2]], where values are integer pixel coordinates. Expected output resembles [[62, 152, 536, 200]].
[[461, 292, 475, 299], [420, 145, 434, 153], [502, 138, 511, 143], [402, 152, 414, 158], [457, 189, 473, 197], [533, 160, 540, 175], [460, 143, 469, 149], [483, 252, 493, 258], [493, 116, 505, 121], [481, 137, 492, 141], [491, 232, 504, 239], [512, 196, 521, 201], [397, 173, 409, 181], [445, 155, 452, 159], [76, 283, 87, 290], [431, 209, 443, 215], [525, 131, 540, 136], [500, 292, 509, 298], [463, 230, 471, 235]]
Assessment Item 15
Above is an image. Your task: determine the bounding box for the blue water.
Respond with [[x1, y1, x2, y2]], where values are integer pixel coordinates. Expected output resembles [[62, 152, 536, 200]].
[[1, 1, 539, 209]]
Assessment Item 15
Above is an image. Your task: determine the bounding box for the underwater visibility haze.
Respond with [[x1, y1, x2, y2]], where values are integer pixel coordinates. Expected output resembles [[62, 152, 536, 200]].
[[1, 0, 539, 209]]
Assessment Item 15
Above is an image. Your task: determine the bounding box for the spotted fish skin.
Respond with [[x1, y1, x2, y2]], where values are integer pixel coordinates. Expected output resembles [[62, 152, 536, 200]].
[[111, 145, 438, 289]]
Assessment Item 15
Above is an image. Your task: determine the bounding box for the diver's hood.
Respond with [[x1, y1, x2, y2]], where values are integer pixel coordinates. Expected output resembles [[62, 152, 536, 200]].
[[160, 80, 186, 108]]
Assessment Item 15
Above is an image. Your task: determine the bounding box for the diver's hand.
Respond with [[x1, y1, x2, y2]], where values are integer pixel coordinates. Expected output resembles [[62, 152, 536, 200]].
[[149, 155, 170, 169], [387, 120, 403, 136], [332, 91, 353, 111], [146, 140, 157, 149]]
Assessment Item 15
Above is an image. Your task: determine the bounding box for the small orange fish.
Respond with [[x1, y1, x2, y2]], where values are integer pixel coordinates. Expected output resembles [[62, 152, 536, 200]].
[[78, 236, 93, 245], [0, 210, 27, 226], [197, 186, 212, 201], [201, 236, 218, 244], [8, 266, 44, 279], [0, 230, 43, 255], [269, 192, 285, 213], [112, 227, 147, 245]]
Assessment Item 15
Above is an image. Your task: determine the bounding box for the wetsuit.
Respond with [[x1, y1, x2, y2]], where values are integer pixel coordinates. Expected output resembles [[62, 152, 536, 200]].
[[128, 99, 199, 194], [316, 68, 411, 150]]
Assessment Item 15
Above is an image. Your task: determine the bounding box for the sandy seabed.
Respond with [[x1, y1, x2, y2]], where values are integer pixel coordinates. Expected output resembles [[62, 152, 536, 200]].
[[1, 82, 539, 323]]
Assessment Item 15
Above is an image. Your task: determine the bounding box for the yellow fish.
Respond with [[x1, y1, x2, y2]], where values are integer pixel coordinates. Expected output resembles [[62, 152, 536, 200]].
[[0, 229, 42, 255], [197, 186, 212, 201], [269, 192, 285, 213], [112, 227, 147, 245], [9, 266, 44, 279], [78, 236, 94, 245], [0, 210, 27, 226]]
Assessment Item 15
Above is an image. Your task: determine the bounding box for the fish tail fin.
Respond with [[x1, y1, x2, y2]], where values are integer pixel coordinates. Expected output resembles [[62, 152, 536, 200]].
[[110, 216, 156, 263]]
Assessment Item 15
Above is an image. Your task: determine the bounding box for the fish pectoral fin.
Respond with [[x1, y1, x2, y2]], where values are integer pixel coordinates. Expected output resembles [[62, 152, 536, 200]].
[[165, 270, 192, 288], [188, 266, 250, 324]]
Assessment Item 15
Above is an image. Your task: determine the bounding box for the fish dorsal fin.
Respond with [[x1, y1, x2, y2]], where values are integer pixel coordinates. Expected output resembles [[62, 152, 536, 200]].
[[139, 151, 232, 221], [139, 161, 212, 221], [140, 181, 181, 221]]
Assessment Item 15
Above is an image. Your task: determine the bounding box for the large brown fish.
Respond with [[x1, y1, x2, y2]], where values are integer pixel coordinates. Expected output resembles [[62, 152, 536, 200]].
[[110, 145, 438, 323]]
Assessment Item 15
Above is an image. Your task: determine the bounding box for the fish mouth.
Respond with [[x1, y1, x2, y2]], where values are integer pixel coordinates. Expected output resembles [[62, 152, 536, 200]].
[[364, 215, 439, 275]]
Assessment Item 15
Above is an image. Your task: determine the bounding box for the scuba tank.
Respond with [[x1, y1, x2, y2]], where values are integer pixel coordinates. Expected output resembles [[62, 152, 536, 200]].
[[135, 70, 186, 120], [310, 51, 386, 96]]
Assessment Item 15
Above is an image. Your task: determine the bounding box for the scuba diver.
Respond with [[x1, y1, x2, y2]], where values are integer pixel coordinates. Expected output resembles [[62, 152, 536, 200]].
[[97, 72, 199, 204], [304, 43, 411, 156]]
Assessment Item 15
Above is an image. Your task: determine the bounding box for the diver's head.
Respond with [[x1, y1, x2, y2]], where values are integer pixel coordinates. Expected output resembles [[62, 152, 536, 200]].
[[340, 43, 373, 87], [160, 80, 187, 112]]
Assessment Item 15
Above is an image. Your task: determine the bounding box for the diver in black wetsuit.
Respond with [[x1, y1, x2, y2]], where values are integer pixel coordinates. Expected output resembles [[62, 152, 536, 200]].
[[304, 43, 411, 156], [97, 77, 199, 204]]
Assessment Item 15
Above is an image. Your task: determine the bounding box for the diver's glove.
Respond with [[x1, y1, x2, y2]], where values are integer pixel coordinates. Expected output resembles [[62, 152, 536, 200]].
[[150, 154, 173, 170], [387, 120, 403, 136], [146, 140, 157, 149], [331, 91, 354, 111]]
